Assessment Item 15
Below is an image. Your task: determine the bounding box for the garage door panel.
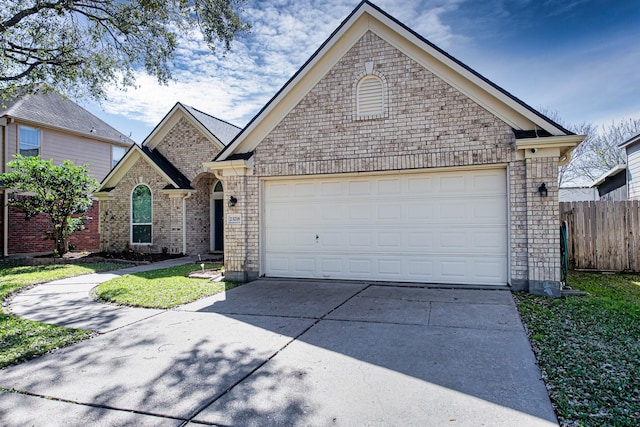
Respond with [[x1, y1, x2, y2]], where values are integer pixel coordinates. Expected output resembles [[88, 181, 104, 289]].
[[378, 259, 402, 275], [474, 173, 505, 191], [378, 231, 402, 248], [294, 257, 316, 274], [320, 258, 343, 273], [474, 259, 507, 280], [407, 203, 434, 220], [348, 259, 372, 274], [377, 204, 402, 220], [321, 181, 342, 196], [407, 259, 434, 277], [349, 204, 372, 220], [441, 231, 466, 249], [378, 178, 401, 194], [348, 180, 370, 195], [407, 232, 433, 248], [264, 169, 507, 285], [439, 175, 466, 192], [439, 202, 468, 220], [407, 177, 432, 193], [267, 256, 290, 273], [474, 231, 506, 250], [293, 182, 316, 197]]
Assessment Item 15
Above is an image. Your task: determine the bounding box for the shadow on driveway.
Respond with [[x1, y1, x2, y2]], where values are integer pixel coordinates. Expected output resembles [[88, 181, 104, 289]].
[[0, 277, 557, 426]]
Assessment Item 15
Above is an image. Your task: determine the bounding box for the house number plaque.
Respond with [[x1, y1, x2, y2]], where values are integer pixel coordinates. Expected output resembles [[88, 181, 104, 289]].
[[227, 214, 242, 225]]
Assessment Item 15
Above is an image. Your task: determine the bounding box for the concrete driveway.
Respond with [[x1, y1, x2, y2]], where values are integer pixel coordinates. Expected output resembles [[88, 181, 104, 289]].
[[0, 266, 557, 426]]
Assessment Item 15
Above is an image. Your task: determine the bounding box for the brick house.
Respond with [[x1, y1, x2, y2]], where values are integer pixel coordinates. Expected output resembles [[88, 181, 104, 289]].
[[98, 2, 585, 295], [95, 102, 241, 255], [1, 90, 134, 256]]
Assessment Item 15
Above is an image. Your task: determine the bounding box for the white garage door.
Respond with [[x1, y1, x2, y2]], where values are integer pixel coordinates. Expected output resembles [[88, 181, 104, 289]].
[[263, 169, 508, 285]]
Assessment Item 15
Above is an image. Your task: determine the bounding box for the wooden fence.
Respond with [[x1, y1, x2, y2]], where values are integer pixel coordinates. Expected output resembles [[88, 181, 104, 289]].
[[560, 201, 640, 271]]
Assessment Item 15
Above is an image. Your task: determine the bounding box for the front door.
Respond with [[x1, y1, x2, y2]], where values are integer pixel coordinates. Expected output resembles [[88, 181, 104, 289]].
[[210, 181, 224, 252], [214, 198, 224, 251]]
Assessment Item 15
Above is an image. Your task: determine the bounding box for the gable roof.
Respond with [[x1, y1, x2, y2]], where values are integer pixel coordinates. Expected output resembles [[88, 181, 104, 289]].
[[143, 102, 241, 150], [217, 0, 574, 161], [98, 144, 193, 191], [1, 90, 134, 146], [590, 164, 627, 188], [619, 131, 640, 149], [181, 104, 241, 146]]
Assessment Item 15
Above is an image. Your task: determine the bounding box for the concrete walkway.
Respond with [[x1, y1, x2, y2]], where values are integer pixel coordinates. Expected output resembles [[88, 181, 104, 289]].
[[0, 262, 558, 426]]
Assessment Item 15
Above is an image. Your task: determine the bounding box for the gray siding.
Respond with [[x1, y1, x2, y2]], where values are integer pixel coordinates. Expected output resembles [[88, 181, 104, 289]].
[[6, 121, 123, 181], [628, 143, 640, 200]]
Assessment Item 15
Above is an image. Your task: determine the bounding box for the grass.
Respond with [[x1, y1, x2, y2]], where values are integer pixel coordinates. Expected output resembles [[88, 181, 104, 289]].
[[96, 263, 240, 308], [515, 272, 640, 426], [0, 261, 125, 369]]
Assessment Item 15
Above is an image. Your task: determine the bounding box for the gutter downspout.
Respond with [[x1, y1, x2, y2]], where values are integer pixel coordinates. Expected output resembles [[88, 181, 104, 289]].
[[182, 192, 192, 255]]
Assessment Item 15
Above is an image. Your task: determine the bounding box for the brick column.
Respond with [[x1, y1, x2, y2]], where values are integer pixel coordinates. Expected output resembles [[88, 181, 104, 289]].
[[169, 195, 183, 255], [525, 156, 561, 296]]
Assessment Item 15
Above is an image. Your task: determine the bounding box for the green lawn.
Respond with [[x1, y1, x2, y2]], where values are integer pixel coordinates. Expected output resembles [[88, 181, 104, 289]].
[[515, 272, 640, 426], [96, 263, 240, 308], [0, 261, 125, 369]]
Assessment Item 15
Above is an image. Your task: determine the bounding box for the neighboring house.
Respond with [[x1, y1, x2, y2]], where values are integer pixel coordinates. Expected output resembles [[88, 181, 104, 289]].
[[559, 187, 598, 202], [95, 102, 241, 256], [590, 165, 627, 201], [97, 2, 585, 296], [1, 89, 134, 256], [620, 131, 640, 200]]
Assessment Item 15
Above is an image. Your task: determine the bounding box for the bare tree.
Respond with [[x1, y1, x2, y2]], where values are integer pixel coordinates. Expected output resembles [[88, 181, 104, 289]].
[[541, 109, 640, 186]]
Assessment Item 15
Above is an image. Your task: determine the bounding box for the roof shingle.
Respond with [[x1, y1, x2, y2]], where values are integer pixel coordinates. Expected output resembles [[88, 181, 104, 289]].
[[1, 90, 135, 145]]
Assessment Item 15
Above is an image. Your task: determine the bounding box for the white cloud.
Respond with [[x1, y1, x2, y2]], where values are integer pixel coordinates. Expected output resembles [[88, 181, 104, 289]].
[[100, 0, 464, 132]]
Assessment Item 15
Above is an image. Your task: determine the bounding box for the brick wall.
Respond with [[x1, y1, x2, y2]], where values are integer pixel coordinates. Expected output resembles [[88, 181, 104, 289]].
[[224, 31, 522, 280], [99, 117, 221, 255], [185, 175, 215, 255], [7, 196, 99, 255], [509, 161, 529, 288], [155, 117, 221, 182], [526, 156, 561, 295], [99, 158, 174, 253]]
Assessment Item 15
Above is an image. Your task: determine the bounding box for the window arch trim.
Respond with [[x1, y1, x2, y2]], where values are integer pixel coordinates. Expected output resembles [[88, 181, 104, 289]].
[[131, 184, 153, 244]]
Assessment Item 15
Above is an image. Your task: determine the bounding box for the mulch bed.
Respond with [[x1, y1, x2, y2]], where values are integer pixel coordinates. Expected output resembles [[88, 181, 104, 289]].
[[24, 251, 186, 266]]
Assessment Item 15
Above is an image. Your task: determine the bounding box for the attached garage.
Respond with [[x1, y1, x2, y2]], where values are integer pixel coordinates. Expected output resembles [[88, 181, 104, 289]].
[[209, 2, 585, 295], [263, 168, 508, 286]]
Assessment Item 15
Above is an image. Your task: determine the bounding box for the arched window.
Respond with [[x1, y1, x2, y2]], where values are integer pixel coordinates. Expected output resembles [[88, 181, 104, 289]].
[[131, 184, 152, 244], [357, 75, 384, 118]]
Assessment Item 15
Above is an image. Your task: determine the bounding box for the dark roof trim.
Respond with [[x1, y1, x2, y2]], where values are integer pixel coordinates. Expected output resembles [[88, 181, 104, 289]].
[[619, 131, 640, 148], [141, 146, 193, 190], [183, 103, 242, 132], [225, 152, 255, 161], [513, 129, 553, 139], [216, 0, 572, 160]]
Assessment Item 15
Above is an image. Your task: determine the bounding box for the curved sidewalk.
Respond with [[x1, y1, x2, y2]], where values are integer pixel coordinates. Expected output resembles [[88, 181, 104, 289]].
[[6, 256, 199, 332]]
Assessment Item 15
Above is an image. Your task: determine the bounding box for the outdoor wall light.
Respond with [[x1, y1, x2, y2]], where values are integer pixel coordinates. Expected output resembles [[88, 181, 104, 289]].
[[538, 183, 548, 197], [228, 196, 238, 207]]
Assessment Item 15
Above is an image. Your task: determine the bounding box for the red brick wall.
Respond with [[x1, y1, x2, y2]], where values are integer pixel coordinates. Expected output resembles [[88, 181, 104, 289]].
[[0, 197, 4, 255], [7, 196, 100, 255]]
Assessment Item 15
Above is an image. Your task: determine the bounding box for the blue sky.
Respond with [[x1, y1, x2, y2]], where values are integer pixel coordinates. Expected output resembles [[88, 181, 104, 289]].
[[86, 0, 640, 143]]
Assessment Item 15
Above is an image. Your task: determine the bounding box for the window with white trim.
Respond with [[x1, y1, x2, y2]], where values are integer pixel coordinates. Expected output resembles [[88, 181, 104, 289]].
[[131, 184, 152, 244], [19, 125, 41, 157], [112, 146, 126, 168], [356, 75, 384, 118]]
